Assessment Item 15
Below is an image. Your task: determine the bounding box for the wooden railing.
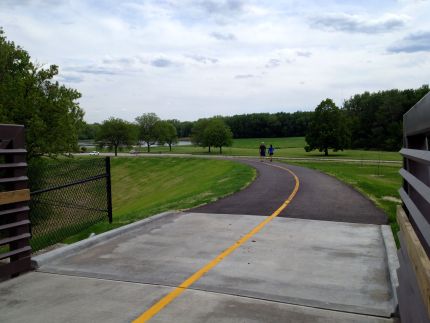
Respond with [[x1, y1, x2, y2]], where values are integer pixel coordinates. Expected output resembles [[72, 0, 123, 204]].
[[0, 124, 32, 279], [397, 92, 430, 321]]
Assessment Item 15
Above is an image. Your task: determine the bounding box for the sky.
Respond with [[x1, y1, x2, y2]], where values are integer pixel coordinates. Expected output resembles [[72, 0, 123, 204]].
[[1, 0, 429, 123]]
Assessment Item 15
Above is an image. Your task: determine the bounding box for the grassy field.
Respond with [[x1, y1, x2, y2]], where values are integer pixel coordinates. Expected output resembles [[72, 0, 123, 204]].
[[116, 137, 401, 161], [64, 157, 255, 243], [284, 160, 401, 244]]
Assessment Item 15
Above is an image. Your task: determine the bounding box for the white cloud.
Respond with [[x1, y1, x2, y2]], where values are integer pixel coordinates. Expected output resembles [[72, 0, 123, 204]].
[[0, 0, 429, 122]]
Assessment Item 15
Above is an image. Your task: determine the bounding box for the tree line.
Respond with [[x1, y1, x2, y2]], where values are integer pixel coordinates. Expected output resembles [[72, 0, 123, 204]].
[[92, 114, 234, 156], [344, 85, 429, 151], [82, 83, 429, 153], [79, 111, 313, 141], [303, 85, 429, 155], [95, 114, 178, 156]]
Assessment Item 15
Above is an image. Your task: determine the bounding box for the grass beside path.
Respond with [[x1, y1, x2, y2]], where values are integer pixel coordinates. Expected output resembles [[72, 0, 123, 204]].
[[64, 157, 255, 243], [284, 160, 401, 245], [118, 137, 401, 162]]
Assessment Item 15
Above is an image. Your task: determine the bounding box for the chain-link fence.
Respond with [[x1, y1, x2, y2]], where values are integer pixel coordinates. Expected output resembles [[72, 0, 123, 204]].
[[28, 157, 112, 252]]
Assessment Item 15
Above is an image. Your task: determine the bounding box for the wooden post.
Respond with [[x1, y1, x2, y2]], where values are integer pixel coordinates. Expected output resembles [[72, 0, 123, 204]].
[[0, 124, 32, 279]]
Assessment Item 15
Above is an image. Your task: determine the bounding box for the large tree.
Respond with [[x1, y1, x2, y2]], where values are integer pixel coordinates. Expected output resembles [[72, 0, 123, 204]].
[[0, 28, 84, 158], [154, 121, 178, 151], [191, 118, 211, 152], [305, 99, 350, 156], [205, 118, 233, 154], [96, 118, 136, 156], [135, 113, 160, 152], [191, 118, 233, 153]]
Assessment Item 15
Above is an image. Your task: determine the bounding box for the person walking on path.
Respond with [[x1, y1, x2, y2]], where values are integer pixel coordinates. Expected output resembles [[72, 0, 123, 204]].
[[268, 144, 275, 162], [259, 142, 266, 162]]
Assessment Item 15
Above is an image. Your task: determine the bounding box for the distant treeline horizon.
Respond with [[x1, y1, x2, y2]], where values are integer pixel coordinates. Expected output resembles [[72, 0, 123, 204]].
[[80, 84, 429, 152]]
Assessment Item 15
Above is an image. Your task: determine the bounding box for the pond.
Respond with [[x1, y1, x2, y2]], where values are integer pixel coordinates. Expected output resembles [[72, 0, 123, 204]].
[[78, 140, 192, 148]]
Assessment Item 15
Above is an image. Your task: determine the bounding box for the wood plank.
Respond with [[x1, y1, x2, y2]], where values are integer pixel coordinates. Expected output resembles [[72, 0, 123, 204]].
[[399, 188, 430, 249], [0, 162, 27, 169], [400, 148, 430, 165], [0, 189, 30, 206], [398, 205, 430, 318], [0, 256, 31, 278], [0, 219, 30, 231], [0, 176, 28, 184], [0, 139, 11, 149], [397, 244, 429, 323], [0, 148, 27, 155], [0, 233, 31, 246], [0, 246, 31, 260], [400, 168, 430, 205], [0, 206, 30, 217]]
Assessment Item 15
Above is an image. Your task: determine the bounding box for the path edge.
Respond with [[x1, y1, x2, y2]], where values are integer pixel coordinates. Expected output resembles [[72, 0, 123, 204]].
[[380, 224, 400, 316], [32, 210, 179, 268]]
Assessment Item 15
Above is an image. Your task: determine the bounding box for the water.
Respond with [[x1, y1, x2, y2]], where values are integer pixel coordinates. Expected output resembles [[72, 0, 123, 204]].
[[78, 140, 192, 148]]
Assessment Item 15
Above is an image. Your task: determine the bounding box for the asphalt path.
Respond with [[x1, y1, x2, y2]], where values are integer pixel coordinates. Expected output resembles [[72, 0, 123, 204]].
[[192, 159, 388, 225]]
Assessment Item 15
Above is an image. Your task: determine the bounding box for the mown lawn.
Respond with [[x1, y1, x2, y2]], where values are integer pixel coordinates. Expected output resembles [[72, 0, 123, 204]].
[[64, 157, 255, 243], [120, 137, 401, 161], [284, 160, 402, 244]]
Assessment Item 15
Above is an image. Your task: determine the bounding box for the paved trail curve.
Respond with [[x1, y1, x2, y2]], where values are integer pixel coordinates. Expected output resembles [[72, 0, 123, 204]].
[[193, 159, 388, 225]]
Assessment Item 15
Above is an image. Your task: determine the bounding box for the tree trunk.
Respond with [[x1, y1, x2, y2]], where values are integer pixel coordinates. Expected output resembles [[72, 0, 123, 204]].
[[169, 143, 172, 151], [147, 143, 150, 153], [208, 146, 211, 153], [219, 146, 222, 154], [324, 147, 328, 156], [114, 145, 118, 157]]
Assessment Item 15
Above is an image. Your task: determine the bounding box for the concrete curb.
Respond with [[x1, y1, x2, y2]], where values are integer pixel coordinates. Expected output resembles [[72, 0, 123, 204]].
[[32, 211, 178, 268], [380, 225, 400, 313]]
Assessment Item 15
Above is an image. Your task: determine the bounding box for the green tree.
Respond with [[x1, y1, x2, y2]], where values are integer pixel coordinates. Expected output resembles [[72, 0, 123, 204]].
[[191, 118, 211, 152], [305, 99, 350, 156], [96, 117, 136, 156], [343, 85, 429, 150], [0, 28, 84, 158], [135, 113, 160, 152], [178, 121, 194, 138], [205, 118, 233, 154], [191, 118, 233, 153], [154, 121, 178, 151], [78, 122, 101, 140]]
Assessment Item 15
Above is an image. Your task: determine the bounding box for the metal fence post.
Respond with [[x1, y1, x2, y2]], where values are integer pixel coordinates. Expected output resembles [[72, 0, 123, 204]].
[[105, 157, 113, 223]]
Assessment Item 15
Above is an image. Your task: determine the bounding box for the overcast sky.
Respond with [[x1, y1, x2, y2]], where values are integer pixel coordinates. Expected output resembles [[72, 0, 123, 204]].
[[1, 0, 429, 122]]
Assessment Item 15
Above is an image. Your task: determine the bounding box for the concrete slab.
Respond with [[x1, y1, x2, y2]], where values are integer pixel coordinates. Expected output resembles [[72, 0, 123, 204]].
[[32, 212, 397, 319], [38, 212, 264, 286], [194, 217, 396, 317], [152, 288, 397, 323], [0, 272, 397, 323], [0, 271, 168, 323]]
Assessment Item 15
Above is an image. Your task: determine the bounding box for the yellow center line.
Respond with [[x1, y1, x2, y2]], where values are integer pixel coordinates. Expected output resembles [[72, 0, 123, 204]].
[[132, 163, 300, 323]]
